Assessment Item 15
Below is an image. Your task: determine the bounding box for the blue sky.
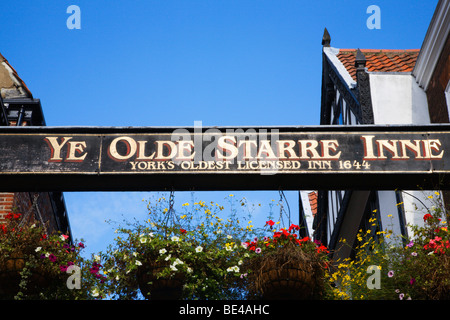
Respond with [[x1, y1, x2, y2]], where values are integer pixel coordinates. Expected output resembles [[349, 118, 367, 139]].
[[1, 1, 438, 257]]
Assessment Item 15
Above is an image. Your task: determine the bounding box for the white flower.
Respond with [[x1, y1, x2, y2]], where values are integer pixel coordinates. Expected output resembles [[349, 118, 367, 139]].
[[159, 248, 167, 255], [227, 266, 240, 272], [94, 255, 101, 262], [35, 247, 42, 252], [170, 264, 178, 271], [187, 267, 193, 273], [139, 236, 147, 243], [91, 288, 100, 297], [132, 252, 138, 257], [165, 254, 172, 261], [195, 246, 203, 253], [227, 235, 232, 239], [171, 236, 180, 242], [135, 260, 142, 266], [173, 258, 183, 265], [238, 260, 243, 265]]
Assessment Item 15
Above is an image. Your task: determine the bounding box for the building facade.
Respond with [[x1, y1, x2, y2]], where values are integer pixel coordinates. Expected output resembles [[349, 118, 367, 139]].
[[311, 0, 450, 262], [0, 52, 71, 240]]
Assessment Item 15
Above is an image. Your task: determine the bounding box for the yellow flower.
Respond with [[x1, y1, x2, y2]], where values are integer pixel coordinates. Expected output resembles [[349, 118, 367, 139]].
[[428, 195, 433, 199]]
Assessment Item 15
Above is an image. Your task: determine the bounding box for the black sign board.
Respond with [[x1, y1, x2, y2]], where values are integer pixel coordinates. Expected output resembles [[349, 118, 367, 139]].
[[1, 124, 450, 191]]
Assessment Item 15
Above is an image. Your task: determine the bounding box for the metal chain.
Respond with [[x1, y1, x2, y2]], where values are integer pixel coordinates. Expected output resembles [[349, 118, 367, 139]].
[[278, 189, 292, 228], [19, 193, 48, 235]]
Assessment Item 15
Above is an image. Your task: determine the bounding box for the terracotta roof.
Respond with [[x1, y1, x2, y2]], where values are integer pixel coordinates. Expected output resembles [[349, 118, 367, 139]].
[[0, 52, 33, 99], [308, 191, 318, 216], [336, 49, 420, 81]]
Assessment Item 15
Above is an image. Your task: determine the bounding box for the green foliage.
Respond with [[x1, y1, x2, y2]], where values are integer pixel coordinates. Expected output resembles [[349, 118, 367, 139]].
[[97, 195, 262, 299], [0, 212, 103, 299]]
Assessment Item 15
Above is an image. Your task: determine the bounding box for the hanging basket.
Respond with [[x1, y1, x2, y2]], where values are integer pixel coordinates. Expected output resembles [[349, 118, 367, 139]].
[[137, 261, 185, 300], [257, 261, 316, 299], [251, 248, 324, 300], [0, 254, 54, 297]]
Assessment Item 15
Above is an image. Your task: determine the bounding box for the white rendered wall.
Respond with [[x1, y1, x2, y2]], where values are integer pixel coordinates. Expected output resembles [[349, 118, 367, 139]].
[[369, 73, 430, 125], [369, 73, 440, 236]]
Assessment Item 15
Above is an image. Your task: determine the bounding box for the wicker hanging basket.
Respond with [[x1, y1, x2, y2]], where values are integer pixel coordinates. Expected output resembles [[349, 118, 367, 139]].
[[137, 262, 185, 300], [250, 247, 324, 300], [257, 260, 316, 299], [0, 254, 53, 297]]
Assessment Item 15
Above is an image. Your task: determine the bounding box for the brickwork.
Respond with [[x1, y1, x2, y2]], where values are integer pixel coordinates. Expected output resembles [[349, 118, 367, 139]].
[[0, 192, 15, 221], [0, 192, 58, 231]]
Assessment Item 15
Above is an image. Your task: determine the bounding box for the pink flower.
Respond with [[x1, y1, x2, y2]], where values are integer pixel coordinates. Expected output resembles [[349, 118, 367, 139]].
[[255, 248, 261, 254], [388, 271, 394, 278]]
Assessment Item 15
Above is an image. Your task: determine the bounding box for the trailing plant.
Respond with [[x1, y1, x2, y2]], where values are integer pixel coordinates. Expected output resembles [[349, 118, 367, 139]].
[[242, 220, 330, 299], [97, 194, 262, 300], [0, 212, 103, 299]]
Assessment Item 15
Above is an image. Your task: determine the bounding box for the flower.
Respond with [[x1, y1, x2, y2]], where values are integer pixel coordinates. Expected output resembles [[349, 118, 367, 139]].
[[91, 288, 100, 297], [265, 220, 275, 227], [423, 213, 433, 222], [255, 248, 261, 254], [35, 246, 42, 252], [171, 236, 180, 242], [195, 246, 203, 253], [159, 248, 167, 255], [135, 260, 142, 266], [60, 234, 69, 241], [388, 271, 394, 277]]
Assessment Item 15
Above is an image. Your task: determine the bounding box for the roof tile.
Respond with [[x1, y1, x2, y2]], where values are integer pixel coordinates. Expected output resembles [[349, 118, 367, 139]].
[[336, 49, 420, 81]]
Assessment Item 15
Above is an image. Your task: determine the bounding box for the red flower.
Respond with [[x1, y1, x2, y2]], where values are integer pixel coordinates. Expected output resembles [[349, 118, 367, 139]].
[[5, 213, 21, 220], [423, 214, 433, 222], [288, 224, 300, 232], [265, 220, 275, 227], [180, 228, 187, 234], [316, 244, 329, 254]]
